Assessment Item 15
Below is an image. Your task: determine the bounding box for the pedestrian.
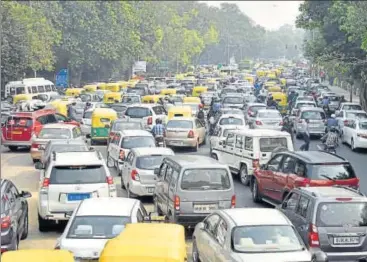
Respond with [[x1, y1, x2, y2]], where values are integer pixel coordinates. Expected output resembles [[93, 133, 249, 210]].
[[281, 117, 294, 143], [300, 119, 310, 151], [67, 102, 78, 121]]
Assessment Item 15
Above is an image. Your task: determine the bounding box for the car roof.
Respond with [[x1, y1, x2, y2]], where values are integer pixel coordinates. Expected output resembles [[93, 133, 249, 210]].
[[281, 151, 347, 164], [41, 123, 75, 129], [343, 110, 366, 114], [128, 103, 158, 108], [247, 103, 266, 107], [219, 114, 244, 118], [230, 129, 289, 137], [257, 109, 280, 113], [76, 198, 139, 216], [297, 186, 364, 199], [222, 208, 291, 226], [53, 151, 103, 166], [48, 139, 87, 146], [167, 155, 228, 168], [131, 147, 174, 157], [119, 130, 153, 136], [299, 107, 323, 112], [167, 117, 195, 121]]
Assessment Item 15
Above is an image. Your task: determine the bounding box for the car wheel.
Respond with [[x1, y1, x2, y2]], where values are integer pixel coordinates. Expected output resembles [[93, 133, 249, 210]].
[[193, 141, 199, 152], [154, 197, 163, 216], [120, 174, 125, 189], [211, 153, 218, 160], [252, 179, 262, 203], [240, 165, 250, 186], [38, 214, 51, 232], [126, 185, 135, 198], [202, 136, 206, 145], [20, 212, 29, 240], [11, 236, 19, 251], [351, 138, 357, 151], [8, 146, 18, 152], [192, 240, 201, 262]]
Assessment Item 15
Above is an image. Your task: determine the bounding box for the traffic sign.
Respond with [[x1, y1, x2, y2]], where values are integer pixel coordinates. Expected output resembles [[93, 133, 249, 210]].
[[55, 69, 68, 88]]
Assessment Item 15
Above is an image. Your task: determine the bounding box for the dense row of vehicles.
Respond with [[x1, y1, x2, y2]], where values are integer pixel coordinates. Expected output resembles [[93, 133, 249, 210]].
[[1, 62, 367, 262]]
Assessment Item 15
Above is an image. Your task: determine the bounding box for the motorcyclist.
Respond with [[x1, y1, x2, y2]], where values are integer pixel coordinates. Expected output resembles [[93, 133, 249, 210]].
[[151, 118, 165, 146], [267, 96, 278, 110], [281, 116, 294, 142], [326, 113, 338, 132], [288, 90, 296, 106], [322, 96, 330, 112], [197, 104, 205, 122], [320, 126, 339, 151]]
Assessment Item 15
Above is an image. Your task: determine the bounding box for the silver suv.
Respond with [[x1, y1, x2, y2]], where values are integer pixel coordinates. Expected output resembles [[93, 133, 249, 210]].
[[35, 150, 116, 232], [279, 186, 367, 262]]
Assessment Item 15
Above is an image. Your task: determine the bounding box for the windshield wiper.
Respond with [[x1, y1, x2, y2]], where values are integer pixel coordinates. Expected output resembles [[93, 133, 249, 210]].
[[320, 174, 336, 181]]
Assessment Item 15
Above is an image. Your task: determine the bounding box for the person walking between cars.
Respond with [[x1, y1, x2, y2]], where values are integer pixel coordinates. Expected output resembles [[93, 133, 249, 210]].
[[281, 117, 294, 143], [67, 102, 78, 122], [300, 119, 310, 151]]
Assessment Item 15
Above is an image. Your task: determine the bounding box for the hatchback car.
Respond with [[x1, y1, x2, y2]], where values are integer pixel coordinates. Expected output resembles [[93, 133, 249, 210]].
[[55, 197, 147, 260], [217, 114, 246, 129], [279, 186, 367, 262], [121, 147, 175, 197], [107, 119, 144, 145], [294, 107, 326, 138], [222, 95, 245, 109], [209, 125, 246, 153], [249, 109, 283, 131], [1, 179, 32, 252], [192, 208, 312, 262], [124, 104, 167, 130]]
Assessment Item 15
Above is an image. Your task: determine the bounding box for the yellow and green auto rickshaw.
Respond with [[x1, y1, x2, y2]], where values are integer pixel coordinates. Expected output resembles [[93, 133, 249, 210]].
[[103, 92, 122, 104], [271, 92, 288, 114], [160, 89, 177, 96], [192, 86, 208, 97], [141, 95, 164, 104], [183, 96, 201, 104], [167, 106, 192, 120], [268, 85, 282, 93], [83, 84, 98, 93], [105, 83, 122, 92], [91, 108, 118, 145], [48, 99, 70, 116], [65, 88, 84, 97]]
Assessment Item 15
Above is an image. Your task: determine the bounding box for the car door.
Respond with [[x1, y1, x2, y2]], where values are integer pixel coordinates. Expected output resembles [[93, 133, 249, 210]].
[[233, 134, 244, 170], [294, 196, 312, 244], [212, 218, 231, 262], [275, 156, 298, 203], [155, 162, 168, 214], [195, 119, 204, 143], [210, 127, 221, 149], [122, 152, 134, 188], [221, 132, 235, 165], [280, 191, 301, 224], [196, 214, 221, 262], [343, 122, 352, 143], [8, 183, 23, 237], [163, 164, 174, 216]]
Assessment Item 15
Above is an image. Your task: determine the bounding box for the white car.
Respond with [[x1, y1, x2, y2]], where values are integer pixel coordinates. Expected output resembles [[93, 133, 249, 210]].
[[121, 147, 174, 197], [291, 101, 316, 117], [192, 208, 311, 262], [210, 125, 247, 153], [216, 114, 246, 129], [124, 103, 167, 130], [81, 109, 93, 136], [55, 197, 148, 261], [335, 110, 367, 131], [342, 119, 367, 151]]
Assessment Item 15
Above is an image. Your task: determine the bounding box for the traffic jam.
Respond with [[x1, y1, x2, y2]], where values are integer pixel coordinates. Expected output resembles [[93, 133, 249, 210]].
[[1, 62, 367, 262]]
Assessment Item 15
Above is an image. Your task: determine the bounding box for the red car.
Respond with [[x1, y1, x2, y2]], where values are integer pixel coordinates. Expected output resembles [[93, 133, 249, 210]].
[[1, 109, 79, 151], [251, 151, 359, 205]]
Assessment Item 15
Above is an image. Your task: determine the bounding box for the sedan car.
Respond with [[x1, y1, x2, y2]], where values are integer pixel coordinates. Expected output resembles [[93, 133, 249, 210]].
[[30, 123, 85, 163], [192, 208, 311, 262], [121, 147, 174, 197], [249, 109, 283, 131], [335, 110, 367, 132], [342, 119, 367, 150], [1, 179, 32, 252], [55, 197, 147, 261], [216, 114, 246, 129], [222, 95, 245, 109]]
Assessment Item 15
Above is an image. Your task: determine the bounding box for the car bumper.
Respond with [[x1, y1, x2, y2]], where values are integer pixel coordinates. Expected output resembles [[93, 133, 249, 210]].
[[129, 181, 156, 197], [30, 149, 42, 160], [1, 139, 31, 147], [355, 137, 367, 148], [175, 214, 207, 227], [253, 125, 282, 131], [311, 248, 367, 262], [165, 138, 197, 147]]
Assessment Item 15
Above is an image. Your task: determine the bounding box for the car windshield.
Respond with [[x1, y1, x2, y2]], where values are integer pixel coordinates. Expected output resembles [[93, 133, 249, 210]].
[[127, 88, 144, 96], [121, 136, 155, 149], [136, 155, 168, 170], [329, 96, 340, 102], [219, 117, 243, 125], [298, 97, 314, 102], [309, 164, 356, 180], [296, 103, 315, 109], [122, 96, 140, 103], [301, 111, 325, 120], [50, 165, 107, 184], [249, 106, 266, 113], [222, 109, 243, 115], [343, 105, 362, 111], [317, 202, 367, 227], [39, 128, 71, 139], [67, 216, 130, 239], [359, 122, 367, 130], [258, 111, 281, 118], [223, 97, 243, 104], [167, 120, 193, 129], [113, 122, 142, 131], [346, 112, 367, 119], [181, 168, 231, 190], [260, 137, 288, 152], [125, 107, 151, 118], [232, 225, 304, 253]]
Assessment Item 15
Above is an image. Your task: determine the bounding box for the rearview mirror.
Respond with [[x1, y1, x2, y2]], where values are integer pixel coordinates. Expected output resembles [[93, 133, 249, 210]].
[[35, 162, 44, 170]]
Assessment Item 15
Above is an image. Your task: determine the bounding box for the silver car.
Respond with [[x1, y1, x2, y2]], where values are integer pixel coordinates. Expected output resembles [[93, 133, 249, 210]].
[[249, 109, 283, 131], [192, 208, 312, 262], [222, 95, 245, 109], [294, 107, 326, 138]]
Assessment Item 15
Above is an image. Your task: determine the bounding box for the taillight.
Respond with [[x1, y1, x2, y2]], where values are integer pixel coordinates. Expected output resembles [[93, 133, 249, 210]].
[[344, 120, 349, 125], [308, 224, 320, 247], [31, 143, 39, 149], [188, 130, 195, 138], [231, 195, 236, 208], [42, 178, 50, 188], [255, 120, 262, 125], [1, 216, 11, 229], [252, 159, 260, 169], [174, 195, 180, 211], [295, 178, 310, 187], [106, 176, 114, 184], [147, 116, 153, 125], [335, 197, 352, 201], [119, 150, 125, 160], [279, 121, 284, 126], [130, 169, 140, 181]]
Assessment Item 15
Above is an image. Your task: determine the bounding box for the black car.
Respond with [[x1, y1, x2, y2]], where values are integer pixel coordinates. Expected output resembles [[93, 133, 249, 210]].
[[1, 179, 31, 252]]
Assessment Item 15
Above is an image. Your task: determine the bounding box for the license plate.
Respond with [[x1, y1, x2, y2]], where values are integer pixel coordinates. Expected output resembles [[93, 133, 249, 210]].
[[333, 236, 359, 245], [171, 141, 183, 145], [12, 131, 22, 135], [193, 204, 217, 213], [146, 187, 155, 193], [67, 193, 90, 201]]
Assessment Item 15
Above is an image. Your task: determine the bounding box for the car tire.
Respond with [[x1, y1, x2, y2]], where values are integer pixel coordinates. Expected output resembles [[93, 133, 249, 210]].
[[211, 153, 218, 160], [38, 213, 51, 232], [193, 141, 199, 152], [240, 165, 250, 186], [20, 211, 29, 240], [252, 179, 262, 203], [351, 138, 357, 151], [192, 240, 201, 262], [126, 185, 135, 198], [8, 146, 18, 152]]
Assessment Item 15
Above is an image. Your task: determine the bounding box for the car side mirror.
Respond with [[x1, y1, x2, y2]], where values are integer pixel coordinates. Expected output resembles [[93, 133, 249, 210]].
[[35, 162, 44, 170], [197, 222, 205, 230], [20, 191, 32, 198], [281, 201, 288, 209], [154, 168, 160, 175]]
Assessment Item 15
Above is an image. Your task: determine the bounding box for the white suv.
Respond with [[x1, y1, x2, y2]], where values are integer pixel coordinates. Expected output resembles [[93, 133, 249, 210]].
[[35, 150, 116, 232], [124, 103, 167, 130]]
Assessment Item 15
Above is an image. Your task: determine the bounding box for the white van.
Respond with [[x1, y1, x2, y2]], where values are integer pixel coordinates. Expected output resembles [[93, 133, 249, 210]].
[[211, 129, 293, 186], [5, 78, 57, 99]]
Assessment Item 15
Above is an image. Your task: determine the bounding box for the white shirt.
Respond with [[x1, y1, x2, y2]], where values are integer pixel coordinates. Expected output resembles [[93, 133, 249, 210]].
[[302, 121, 310, 137]]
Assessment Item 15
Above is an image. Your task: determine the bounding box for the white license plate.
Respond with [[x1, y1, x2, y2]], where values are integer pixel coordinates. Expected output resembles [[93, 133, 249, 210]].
[[193, 204, 217, 213], [171, 141, 183, 145], [146, 187, 154, 193], [333, 236, 359, 245]]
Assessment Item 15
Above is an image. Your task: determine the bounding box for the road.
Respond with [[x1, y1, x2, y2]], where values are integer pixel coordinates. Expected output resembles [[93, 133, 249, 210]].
[[1, 135, 366, 257]]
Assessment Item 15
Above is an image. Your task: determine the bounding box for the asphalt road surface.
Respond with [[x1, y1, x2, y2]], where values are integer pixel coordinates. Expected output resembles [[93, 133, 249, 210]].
[[1, 135, 366, 257]]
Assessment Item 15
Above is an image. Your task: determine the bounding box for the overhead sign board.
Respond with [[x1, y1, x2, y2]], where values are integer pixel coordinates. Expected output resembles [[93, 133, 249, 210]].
[[132, 61, 147, 74]]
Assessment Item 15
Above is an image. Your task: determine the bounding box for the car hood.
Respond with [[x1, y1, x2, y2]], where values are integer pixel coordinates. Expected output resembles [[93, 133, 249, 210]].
[[61, 238, 109, 259], [232, 250, 311, 262]]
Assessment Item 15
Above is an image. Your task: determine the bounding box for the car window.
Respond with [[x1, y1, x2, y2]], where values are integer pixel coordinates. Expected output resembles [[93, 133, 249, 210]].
[[125, 107, 152, 118], [159, 163, 167, 178], [244, 136, 253, 150], [39, 128, 71, 139], [56, 113, 68, 122], [49, 165, 107, 184], [267, 154, 284, 172], [204, 214, 220, 235], [181, 168, 231, 191], [284, 192, 300, 212], [308, 164, 356, 180], [121, 136, 155, 149], [152, 106, 166, 115], [296, 196, 310, 218], [165, 165, 173, 183], [170, 170, 179, 191], [235, 135, 244, 149], [226, 133, 235, 147], [259, 137, 288, 152], [281, 156, 297, 174], [215, 219, 228, 246], [219, 117, 243, 125], [166, 120, 193, 129]]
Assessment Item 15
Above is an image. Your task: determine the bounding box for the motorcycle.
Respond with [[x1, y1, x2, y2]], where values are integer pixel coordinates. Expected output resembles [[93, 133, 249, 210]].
[[317, 144, 337, 154], [155, 135, 165, 147]]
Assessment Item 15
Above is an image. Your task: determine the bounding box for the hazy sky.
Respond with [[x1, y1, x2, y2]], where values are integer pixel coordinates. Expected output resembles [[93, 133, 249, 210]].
[[203, 1, 302, 30]]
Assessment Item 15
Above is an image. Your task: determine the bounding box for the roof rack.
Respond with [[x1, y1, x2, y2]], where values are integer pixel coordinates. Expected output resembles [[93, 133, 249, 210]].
[[332, 185, 365, 196]]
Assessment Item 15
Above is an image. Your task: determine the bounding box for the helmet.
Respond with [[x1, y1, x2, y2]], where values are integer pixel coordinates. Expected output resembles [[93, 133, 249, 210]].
[[156, 118, 162, 124]]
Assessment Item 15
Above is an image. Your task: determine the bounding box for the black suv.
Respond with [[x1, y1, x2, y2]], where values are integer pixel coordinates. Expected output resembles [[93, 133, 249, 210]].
[[278, 186, 367, 262], [1, 179, 31, 252]]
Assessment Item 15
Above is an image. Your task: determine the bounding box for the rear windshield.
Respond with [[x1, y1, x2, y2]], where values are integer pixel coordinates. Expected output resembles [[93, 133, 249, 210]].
[[49, 145, 88, 154], [122, 96, 140, 103], [343, 105, 362, 111], [167, 120, 193, 129], [127, 88, 144, 96], [136, 155, 167, 170], [181, 168, 231, 191], [249, 106, 266, 113], [39, 128, 71, 139], [223, 97, 243, 104], [6, 117, 33, 127], [67, 216, 130, 239], [109, 105, 127, 113], [125, 107, 151, 118], [298, 97, 314, 102], [308, 164, 356, 180], [121, 136, 155, 149], [219, 118, 243, 125], [50, 165, 107, 184], [152, 106, 166, 115], [258, 111, 281, 118], [296, 103, 315, 109], [346, 112, 367, 119], [328, 96, 339, 102], [112, 121, 142, 131], [316, 202, 367, 227], [222, 109, 243, 115], [301, 111, 325, 120], [260, 137, 288, 152]]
